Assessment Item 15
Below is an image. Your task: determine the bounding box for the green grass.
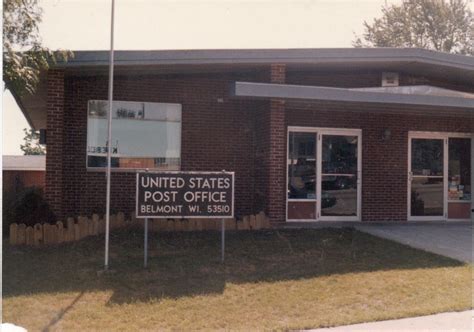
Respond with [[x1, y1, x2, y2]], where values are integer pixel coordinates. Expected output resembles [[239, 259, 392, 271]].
[[3, 227, 472, 331]]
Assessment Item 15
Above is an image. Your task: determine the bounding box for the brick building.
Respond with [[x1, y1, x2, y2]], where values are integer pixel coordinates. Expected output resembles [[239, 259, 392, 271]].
[[13, 48, 474, 223], [3, 155, 46, 194]]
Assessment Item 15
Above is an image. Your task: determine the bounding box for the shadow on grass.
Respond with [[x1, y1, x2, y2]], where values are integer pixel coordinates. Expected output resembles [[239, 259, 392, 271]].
[[3, 227, 464, 305], [42, 291, 85, 332]]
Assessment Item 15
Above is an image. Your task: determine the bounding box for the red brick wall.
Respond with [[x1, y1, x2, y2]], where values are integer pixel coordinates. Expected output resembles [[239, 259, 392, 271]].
[[252, 64, 288, 223], [45, 65, 473, 222], [287, 71, 381, 88], [287, 71, 474, 93], [45, 69, 65, 217], [55, 72, 266, 219], [267, 64, 287, 224], [3, 170, 45, 193]]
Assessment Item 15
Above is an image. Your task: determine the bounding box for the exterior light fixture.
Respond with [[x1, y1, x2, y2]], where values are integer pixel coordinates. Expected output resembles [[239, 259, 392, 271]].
[[382, 128, 391, 141]]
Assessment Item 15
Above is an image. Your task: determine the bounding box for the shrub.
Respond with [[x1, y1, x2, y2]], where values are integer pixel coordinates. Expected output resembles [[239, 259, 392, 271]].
[[2, 186, 56, 235]]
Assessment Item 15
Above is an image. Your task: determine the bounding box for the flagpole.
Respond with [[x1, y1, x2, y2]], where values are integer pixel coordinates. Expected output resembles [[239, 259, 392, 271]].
[[105, 0, 115, 270]]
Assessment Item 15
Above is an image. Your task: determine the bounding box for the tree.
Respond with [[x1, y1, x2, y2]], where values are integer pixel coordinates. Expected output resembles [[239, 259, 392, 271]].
[[20, 128, 45, 155], [353, 0, 474, 55], [3, 0, 72, 96]]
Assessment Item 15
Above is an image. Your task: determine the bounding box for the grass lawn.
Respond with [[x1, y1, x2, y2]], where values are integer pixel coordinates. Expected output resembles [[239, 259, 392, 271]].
[[3, 227, 472, 331]]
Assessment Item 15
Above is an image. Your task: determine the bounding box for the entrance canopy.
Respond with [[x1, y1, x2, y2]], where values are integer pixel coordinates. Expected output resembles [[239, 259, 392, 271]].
[[232, 82, 474, 113]]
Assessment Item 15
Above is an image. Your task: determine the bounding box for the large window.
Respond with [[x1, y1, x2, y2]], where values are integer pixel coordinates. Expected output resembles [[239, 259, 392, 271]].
[[448, 138, 471, 201], [87, 100, 181, 170]]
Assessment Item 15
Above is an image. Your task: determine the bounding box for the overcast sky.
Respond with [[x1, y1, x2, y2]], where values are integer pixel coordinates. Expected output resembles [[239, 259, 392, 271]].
[[3, 0, 406, 154]]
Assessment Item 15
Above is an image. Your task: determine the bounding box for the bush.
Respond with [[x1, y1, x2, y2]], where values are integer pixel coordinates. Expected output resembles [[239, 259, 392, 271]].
[[2, 186, 56, 235]]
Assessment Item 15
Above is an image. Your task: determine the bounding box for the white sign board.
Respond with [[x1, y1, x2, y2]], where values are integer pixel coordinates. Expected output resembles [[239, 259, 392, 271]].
[[136, 172, 235, 219], [87, 100, 181, 159]]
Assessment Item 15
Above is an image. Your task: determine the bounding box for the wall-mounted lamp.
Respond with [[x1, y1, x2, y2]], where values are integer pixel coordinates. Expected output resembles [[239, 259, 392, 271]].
[[382, 128, 391, 141]]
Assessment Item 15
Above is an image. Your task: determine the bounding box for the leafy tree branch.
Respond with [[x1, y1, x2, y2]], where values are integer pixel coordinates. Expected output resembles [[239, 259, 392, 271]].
[[354, 0, 473, 55], [3, 0, 73, 96]]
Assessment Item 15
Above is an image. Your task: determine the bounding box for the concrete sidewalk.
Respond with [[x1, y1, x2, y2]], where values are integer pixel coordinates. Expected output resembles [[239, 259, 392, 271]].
[[355, 224, 473, 263], [309, 310, 473, 332]]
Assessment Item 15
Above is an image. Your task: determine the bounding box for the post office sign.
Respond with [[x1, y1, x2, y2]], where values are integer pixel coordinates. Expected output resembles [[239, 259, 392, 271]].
[[136, 171, 234, 218]]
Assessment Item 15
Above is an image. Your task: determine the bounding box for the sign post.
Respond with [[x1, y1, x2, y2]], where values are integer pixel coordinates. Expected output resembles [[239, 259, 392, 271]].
[[144, 217, 148, 268], [136, 171, 234, 265], [221, 218, 225, 262]]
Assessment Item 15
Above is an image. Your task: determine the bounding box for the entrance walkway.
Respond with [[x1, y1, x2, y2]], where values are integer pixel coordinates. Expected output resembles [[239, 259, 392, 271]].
[[355, 224, 473, 263], [309, 310, 473, 331]]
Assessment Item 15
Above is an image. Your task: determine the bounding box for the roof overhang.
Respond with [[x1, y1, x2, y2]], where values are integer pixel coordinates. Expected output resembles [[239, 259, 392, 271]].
[[12, 48, 474, 129], [54, 48, 474, 86], [232, 81, 474, 115], [58, 48, 474, 84], [58, 48, 474, 70]]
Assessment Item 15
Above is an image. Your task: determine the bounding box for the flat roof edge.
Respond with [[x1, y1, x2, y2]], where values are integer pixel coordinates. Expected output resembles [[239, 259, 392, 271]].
[[53, 48, 474, 71]]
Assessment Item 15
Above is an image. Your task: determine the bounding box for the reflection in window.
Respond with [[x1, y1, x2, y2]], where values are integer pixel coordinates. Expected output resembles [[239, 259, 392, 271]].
[[448, 138, 471, 201], [411, 139, 443, 176], [321, 175, 357, 216], [87, 100, 181, 170], [288, 132, 316, 199], [321, 135, 358, 216], [411, 177, 444, 216], [322, 136, 357, 174]]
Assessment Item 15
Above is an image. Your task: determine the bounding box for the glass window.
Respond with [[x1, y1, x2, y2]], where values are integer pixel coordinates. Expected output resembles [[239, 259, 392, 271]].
[[288, 132, 316, 199], [411, 139, 443, 176], [448, 138, 471, 201], [321, 175, 357, 216], [410, 138, 444, 217], [411, 177, 444, 216], [322, 135, 358, 175], [87, 100, 181, 170], [321, 135, 358, 217]]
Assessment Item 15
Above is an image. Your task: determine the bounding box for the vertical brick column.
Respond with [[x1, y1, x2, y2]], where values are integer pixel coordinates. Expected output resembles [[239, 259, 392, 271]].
[[267, 64, 286, 224], [45, 69, 65, 219]]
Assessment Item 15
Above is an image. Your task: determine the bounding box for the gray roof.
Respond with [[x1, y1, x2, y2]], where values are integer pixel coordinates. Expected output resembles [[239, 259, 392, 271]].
[[3, 155, 46, 171], [58, 48, 474, 70]]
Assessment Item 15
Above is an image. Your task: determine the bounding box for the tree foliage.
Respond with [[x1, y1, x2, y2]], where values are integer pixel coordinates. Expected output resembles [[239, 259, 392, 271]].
[[21, 128, 45, 155], [354, 0, 473, 55], [3, 0, 72, 96]]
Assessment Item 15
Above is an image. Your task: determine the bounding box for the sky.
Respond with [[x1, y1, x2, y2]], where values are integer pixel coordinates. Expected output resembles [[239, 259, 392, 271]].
[[2, 0, 406, 154]]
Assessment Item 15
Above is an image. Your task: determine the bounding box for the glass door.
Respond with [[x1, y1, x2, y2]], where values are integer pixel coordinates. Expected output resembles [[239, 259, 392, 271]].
[[409, 137, 446, 220], [318, 132, 361, 221], [287, 127, 362, 222]]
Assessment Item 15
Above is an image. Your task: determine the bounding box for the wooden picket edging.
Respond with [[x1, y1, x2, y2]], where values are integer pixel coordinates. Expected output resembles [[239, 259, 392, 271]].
[[9, 211, 271, 247]]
